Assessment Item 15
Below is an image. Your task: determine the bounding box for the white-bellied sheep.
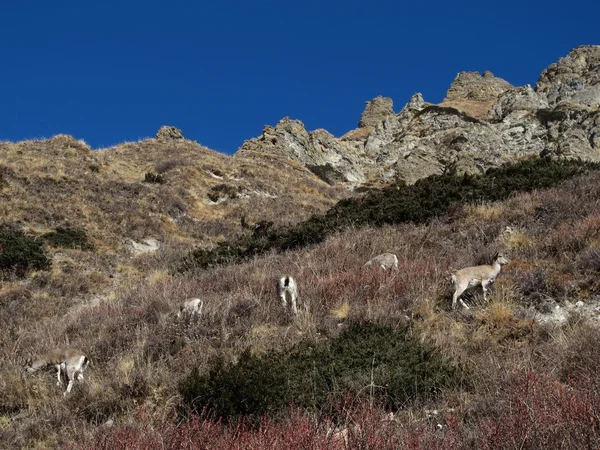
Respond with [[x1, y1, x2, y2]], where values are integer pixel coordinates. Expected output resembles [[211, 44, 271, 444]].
[[176, 298, 204, 319], [277, 276, 299, 315], [451, 252, 509, 310], [364, 253, 399, 271], [25, 347, 90, 395]]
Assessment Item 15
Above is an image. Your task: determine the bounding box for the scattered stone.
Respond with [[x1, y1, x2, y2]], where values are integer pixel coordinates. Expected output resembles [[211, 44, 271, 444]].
[[126, 238, 160, 255]]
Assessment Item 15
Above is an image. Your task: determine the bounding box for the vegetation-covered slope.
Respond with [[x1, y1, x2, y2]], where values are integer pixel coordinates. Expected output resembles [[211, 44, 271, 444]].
[[0, 134, 346, 317], [2, 157, 600, 448]]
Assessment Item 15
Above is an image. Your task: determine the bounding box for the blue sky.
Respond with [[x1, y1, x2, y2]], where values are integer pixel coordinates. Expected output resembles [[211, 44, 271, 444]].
[[1, 1, 598, 155]]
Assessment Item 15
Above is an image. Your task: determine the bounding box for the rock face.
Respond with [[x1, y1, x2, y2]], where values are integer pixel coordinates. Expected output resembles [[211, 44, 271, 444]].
[[236, 118, 367, 187], [235, 45, 600, 188], [358, 96, 395, 128], [156, 126, 184, 141], [536, 45, 600, 106], [490, 85, 549, 120]]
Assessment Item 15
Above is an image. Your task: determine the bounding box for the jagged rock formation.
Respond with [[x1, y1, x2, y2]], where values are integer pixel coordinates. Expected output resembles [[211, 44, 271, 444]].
[[536, 45, 600, 106], [234, 45, 600, 187], [445, 71, 514, 102], [490, 85, 549, 120], [235, 118, 368, 187], [156, 125, 184, 141], [358, 96, 395, 128]]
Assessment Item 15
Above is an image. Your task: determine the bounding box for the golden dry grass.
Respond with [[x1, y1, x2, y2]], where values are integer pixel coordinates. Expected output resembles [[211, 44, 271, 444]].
[[440, 98, 496, 120]]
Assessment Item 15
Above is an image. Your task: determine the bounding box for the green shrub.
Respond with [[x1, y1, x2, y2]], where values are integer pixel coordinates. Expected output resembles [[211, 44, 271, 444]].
[[89, 164, 100, 173], [179, 323, 463, 421], [0, 227, 51, 277], [307, 163, 344, 185], [42, 227, 94, 251], [179, 157, 600, 272], [208, 184, 241, 202], [536, 108, 569, 125], [144, 172, 165, 184]]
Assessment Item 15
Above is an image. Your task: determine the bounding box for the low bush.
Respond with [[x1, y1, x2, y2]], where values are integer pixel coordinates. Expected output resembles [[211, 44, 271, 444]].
[[207, 184, 241, 202], [144, 172, 165, 184], [0, 226, 50, 277], [179, 322, 463, 421], [307, 163, 345, 185], [42, 227, 94, 251]]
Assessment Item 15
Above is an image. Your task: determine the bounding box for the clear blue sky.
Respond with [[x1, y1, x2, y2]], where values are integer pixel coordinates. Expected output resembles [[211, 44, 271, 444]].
[[1, 1, 598, 154]]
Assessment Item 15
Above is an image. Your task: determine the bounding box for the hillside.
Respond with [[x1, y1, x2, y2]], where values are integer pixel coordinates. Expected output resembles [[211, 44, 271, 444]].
[[0, 130, 346, 305], [1, 45, 600, 448], [2, 165, 600, 448]]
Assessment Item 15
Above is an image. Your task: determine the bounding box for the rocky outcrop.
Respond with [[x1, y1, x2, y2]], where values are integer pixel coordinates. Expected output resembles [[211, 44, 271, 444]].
[[490, 85, 549, 120], [358, 96, 395, 128], [444, 71, 514, 103], [536, 46, 600, 106], [156, 126, 184, 141], [235, 118, 367, 187], [235, 45, 600, 189]]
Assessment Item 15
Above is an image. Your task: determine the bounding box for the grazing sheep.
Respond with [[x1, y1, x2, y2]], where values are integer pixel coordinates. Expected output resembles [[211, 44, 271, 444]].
[[451, 252, 510, 310], [176, 298, 204, 319], [25, 347, 90, 395], [364, 253, 399, 271], [277, 276, 299, 315]]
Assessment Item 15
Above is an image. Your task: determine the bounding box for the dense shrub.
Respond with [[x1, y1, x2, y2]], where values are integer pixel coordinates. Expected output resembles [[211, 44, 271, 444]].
[[179, 323, 463, 421], [0, 226, 50, 277], [307, 163, 345, 185], [144, 172, 165, 184], [181, 157, 600, 271], [42, 227, 94, 250]]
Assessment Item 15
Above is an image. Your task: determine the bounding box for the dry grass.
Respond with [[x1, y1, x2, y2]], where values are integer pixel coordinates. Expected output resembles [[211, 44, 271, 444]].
[[440, 99, 496, 120], [0, 135, 347, 364], [1, 161, 600, 446]]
